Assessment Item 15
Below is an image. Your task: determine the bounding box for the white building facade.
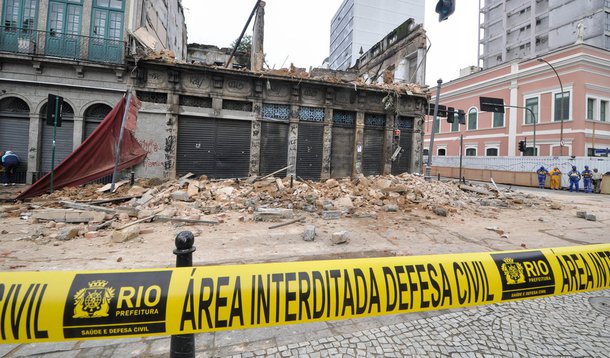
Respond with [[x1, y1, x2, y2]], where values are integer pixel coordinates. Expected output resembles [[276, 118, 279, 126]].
[[328, 0, 425, 70], [479, 0, 610, 69]]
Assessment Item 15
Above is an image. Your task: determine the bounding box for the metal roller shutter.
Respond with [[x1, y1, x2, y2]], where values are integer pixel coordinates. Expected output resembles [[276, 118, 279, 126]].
[[362, 128, 385, 176], [214, 119, 251, 178], [177, 116, 251, 179], [40, 119, 74, 172], [331, 127, 354, 178], [296, 122, 324, 180], [177, 116, 215, 177], [260, 121, 289, 177], [0, 98, 30, 183], [392, 116, 414, 175]]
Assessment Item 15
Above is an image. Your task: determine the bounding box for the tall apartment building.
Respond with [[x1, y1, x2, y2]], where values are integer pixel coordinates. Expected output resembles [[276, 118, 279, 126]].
[[0, 0, 187, 183], [328, 0, 425, 70], [479, 0, 610, 69]]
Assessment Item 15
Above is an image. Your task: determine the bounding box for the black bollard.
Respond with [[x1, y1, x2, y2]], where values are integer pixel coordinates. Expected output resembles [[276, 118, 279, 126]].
[[170, 231, 196, 358]]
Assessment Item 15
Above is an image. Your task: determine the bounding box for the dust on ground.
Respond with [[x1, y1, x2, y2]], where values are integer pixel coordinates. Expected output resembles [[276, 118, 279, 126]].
[[0, 173, 608, 272]]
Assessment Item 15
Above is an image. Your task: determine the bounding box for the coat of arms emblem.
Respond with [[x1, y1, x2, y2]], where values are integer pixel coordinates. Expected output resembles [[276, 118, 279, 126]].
[[501, 257, 526, 284], [73, 280, 115, 318]]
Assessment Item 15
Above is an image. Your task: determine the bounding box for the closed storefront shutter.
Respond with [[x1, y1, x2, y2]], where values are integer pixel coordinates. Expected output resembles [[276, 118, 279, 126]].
[[260, 121, 289, 177], [0, 97, 30, 182], [296, 122, 324, 180], [391, 116, 414, 175], [40, 102, 74, 173], [331, 110, 355, 178], [362, 113, 386, 176], [177, 116, 251, 179]]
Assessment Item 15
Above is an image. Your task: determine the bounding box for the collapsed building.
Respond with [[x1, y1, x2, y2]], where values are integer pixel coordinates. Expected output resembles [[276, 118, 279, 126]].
[[0, 0, 429, 187]]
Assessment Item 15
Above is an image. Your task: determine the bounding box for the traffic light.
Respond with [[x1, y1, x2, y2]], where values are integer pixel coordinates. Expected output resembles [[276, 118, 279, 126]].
[[518, 140, 526, 152], [46, 94, 63, 127], [435, 0, 455, 22], [427, 103, 447, 117], [457, 109, 466, 125], [447, 107, 455, 123]]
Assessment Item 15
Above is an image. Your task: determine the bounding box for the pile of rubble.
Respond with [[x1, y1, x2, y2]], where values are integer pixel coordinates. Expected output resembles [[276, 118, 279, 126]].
[[0, 173, 551, 243]]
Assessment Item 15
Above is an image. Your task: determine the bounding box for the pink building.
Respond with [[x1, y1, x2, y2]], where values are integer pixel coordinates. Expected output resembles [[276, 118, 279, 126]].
[[425, 44, 610, 158]]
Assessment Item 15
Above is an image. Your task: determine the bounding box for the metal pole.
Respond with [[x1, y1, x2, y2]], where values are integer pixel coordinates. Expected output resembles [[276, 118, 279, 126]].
[[537, 58, 564, 156], [425, 79, 442, 181], [225, 0, 261, 68], [110, 90, 132, 192], [459, 134, 463, 183], [50, 96, 59, 194], [170, 231, 196, 358]]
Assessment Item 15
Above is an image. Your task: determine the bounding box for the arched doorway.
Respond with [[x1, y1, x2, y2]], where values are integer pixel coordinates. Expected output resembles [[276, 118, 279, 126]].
[[0, 97, 30, 183], [83, 103, 112, 140], [39, 101, 75, 173]]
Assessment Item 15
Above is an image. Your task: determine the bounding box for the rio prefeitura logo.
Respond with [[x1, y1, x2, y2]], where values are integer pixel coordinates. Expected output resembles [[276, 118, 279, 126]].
[[72, 280, 115, 319]]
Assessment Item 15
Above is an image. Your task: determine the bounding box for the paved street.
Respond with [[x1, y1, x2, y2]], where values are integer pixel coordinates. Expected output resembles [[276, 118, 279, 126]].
[[2, 289, 608, 357]]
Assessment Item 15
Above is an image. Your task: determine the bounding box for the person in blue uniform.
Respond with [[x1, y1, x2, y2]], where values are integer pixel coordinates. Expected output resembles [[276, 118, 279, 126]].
[[536, 166, 548, 189], [0, 150, 20, 186], [567, 165, 581, 193], [581, 165, 593, 193]]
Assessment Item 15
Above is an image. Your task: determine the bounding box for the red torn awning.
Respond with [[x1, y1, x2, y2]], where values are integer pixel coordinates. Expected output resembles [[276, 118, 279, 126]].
[[17, 94, 147, 200]]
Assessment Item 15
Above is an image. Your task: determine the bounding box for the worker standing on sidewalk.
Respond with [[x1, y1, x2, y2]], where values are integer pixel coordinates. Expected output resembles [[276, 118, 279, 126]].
[[536, 166, 548, 189], [568, 166, 581, 192], [582, 165, 593, 193], [549, 167, 562, 190], [592, 168, 603, 194]]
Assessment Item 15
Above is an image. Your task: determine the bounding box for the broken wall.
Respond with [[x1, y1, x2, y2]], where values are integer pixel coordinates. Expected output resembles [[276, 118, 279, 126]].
[[131, 61, 427, 181]]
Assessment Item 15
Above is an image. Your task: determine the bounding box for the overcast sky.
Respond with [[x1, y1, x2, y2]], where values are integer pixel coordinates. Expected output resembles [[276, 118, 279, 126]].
[[182, 0, 480, 86]]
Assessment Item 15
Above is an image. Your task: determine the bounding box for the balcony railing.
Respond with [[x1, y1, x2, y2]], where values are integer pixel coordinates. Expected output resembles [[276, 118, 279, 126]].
[[0, 27, 126, 65]]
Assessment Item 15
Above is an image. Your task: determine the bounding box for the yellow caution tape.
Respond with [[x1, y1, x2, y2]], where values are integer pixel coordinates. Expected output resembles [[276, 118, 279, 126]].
[[1, 244, 609, 343]]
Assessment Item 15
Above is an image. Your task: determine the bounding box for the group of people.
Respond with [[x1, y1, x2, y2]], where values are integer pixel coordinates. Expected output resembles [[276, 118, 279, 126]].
[[0, 150, 20, 186], [536, 165, 604, 193]]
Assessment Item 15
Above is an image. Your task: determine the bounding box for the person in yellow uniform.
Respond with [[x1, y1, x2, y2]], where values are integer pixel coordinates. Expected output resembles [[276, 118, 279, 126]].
[[549, 166, 562, 190]]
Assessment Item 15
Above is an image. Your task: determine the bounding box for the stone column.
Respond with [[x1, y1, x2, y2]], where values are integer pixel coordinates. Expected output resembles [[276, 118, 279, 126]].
[[165, 92, 179, 180], [353, 112, 364, 176], [26, 112, 41, 184], [249, 100, 262, 177], [72, 116, 84, 149], [251, 1, 265, 71], [287, 105, 299, 178], [321, 102, 333, 179], [383, 113, 395, 175]]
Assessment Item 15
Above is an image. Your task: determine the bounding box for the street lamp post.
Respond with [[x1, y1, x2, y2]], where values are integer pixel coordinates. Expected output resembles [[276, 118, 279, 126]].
[[537, 58, 565, 156]]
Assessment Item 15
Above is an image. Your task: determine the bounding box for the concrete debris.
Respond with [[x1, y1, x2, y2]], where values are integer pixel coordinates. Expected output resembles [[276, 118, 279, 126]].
[[576, 211, 587, 218], [331, 230, 349, 245], [171, 190, 191, 202], [303, 225, 316, 242], [8, 172, 553, 246], [254, 208, 294, 221], [585, 214, 597, 222], [322, 211, 342, 220], [58, 227, 80, 241], [111, 225, 141, 243], [432, 206, 448, 217]]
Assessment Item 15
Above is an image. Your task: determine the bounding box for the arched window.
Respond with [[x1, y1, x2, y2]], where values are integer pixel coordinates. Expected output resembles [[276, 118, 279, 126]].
[[486, 148, 499, 156], [466, 147, 477, 156], [83, 103, 112, 139], [468, 108, 478, 130], [437, 148, 446, 156]]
